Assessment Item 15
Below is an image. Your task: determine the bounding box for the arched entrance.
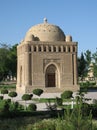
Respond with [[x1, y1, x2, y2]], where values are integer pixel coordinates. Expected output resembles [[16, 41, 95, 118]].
[[45, 64, 59, 87]]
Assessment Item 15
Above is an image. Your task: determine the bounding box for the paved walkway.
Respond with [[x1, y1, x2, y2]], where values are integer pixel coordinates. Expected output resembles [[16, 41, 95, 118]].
[[1, 91, 97, 111]]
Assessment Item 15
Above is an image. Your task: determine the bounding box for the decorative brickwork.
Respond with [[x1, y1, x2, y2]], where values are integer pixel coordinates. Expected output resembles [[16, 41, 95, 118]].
[[16, 19, 79, 93]]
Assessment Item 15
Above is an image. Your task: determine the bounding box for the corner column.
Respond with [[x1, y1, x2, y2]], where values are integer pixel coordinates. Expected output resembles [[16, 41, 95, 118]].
[[17, 47, 21, 86], [25, 45, 30, 86], [73, 53, 78, 85]]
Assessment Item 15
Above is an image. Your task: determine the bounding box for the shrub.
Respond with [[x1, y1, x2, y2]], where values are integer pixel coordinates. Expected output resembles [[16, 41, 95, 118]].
[[81, 103, 90, 116], [9, 102, 19, 112], [91, 104, 97, 118], [1, 89, 8, 95], [46, 99, 57, 111], [64, 106, 92, 130], [33, 119, 56, 130], [18, 104, 24, 110], [4, 99, 11, 103], [61, 90, 73, 99], [14, 102, 19, 109], [28, 103, 37, 111], [0, 96, 3, 100], [1, 101, 10, 112], [55, 97, 63, 106], [29, 94, 33, 98], [22, 94, 31, 101], [8, 91, 17, 99], [79, 81, 96, 88], [22, 94, 32, 109], [33, 89, 43, 96]]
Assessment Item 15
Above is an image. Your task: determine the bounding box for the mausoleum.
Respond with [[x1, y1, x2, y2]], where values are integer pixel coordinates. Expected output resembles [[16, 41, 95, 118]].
[[16, 18, 79, 93]]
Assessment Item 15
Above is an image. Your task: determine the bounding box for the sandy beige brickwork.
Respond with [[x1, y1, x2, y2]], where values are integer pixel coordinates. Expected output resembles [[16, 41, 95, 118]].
[[16, 19, 79, 93]]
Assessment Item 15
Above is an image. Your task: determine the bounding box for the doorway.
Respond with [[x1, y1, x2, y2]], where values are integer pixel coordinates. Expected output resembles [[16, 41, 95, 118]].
[[45, 64, 57, 87]]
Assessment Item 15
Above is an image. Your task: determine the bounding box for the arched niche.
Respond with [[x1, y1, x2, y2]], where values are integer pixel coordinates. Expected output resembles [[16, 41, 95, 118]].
[[45, 64, 59, 88]]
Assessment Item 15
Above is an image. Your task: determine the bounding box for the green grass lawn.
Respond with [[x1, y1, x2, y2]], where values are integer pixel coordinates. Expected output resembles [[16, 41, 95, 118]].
[[32, 98, 74, 103], [0, 84, 16, 91]]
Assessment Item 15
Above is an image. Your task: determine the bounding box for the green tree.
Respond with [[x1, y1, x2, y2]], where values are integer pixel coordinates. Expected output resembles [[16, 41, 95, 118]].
[[92, 48, 97, 83], [8, 44, 18, 78], [84, 50, 92, 79], [62, 89, 92, 130], [64, 105, 92, 130], [84, 50, 92, 67], [0, 44, 10, 81], [93, 64, 97, 78], [78, 53, 87, 80], [0, 43, 18, 81]]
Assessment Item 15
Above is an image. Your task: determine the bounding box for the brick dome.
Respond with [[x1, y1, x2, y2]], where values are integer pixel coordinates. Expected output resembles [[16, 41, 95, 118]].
[[24, 19, 65, 42]]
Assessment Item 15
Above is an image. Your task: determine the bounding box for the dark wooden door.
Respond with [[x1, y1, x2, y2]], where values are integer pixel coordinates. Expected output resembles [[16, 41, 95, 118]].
[[47, 73, 55, 87]]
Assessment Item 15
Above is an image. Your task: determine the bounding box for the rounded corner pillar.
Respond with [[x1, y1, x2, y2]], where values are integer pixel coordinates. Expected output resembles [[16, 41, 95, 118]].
[[73, 54, 78, 85], [24, 47, 30, 86]]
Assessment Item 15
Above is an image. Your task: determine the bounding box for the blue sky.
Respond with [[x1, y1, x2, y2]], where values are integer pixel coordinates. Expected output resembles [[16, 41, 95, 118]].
[[0, 0, 97, 56]]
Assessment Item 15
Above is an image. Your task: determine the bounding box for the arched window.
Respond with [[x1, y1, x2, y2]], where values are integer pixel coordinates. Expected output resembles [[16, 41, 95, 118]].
[[68, 46, 70, 52], [44, 46, 46, 52], [63, 46, 66, 52], [73, 46, 75, 52], [59, 46, 61, 52], [29, 46, 31, 52], [34, 46, 36, 52], [49, 46, 51, 52], [54, 46, 56, 52], [39, 46, 41, 52]]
